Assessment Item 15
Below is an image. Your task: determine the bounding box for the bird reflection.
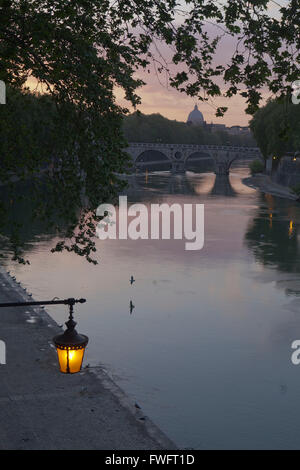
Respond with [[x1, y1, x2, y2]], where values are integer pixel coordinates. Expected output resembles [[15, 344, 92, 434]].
[[130, 300, 135, 314]]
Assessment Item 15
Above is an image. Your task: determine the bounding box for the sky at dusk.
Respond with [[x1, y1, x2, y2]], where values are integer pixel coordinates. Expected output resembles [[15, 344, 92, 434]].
[[115, 72, 266, 128], [115, 2, 281, 127], [27, 1, 281, 128]]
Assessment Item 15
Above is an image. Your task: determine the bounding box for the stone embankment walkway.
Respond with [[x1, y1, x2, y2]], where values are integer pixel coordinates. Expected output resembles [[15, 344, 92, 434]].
[[243, 174, 299, 201], [0, 268, 176, 450]]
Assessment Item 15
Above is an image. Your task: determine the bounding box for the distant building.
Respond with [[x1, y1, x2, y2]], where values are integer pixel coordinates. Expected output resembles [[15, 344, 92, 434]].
[[227, 125, 251, 136], [187, 105, 205, 126], [186, 105, 251, 135], [209, 123, 227, 133]]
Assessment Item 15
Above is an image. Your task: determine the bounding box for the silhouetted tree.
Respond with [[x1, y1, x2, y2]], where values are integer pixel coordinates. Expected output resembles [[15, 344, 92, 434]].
[[0, 1, 298, 262]]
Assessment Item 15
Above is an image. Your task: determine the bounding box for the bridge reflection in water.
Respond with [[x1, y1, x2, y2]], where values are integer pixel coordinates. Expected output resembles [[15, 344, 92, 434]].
[[210, 175, 237, 197], [127, 172, 237, 198]]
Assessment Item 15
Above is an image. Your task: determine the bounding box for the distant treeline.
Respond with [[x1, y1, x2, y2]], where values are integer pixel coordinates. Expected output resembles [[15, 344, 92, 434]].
[[0, 87, 57, 175], [250, 99, 300, 159], [0, 89, 261, 173], [123, 111, 257, 146]]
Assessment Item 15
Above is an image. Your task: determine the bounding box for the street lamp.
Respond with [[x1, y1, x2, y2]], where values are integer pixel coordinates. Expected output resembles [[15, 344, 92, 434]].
[[0, 297, 88, 374], [53, 298, 88, 374]]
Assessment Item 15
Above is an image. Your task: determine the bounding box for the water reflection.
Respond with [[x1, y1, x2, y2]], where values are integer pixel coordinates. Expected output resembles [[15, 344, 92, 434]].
[[129, 300, 135, 315], [4, 168, 300, 449], [128, 173, 197, 196], [210, 175, 236, 197], [245, 193, 300, 273], [128, 172, 237, 198], [0, 180, 63, 260], [244, 192, 300, 298]]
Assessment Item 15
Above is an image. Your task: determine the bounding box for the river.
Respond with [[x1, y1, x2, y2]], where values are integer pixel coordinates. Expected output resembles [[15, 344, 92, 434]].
[[2, 162, 300, 449]]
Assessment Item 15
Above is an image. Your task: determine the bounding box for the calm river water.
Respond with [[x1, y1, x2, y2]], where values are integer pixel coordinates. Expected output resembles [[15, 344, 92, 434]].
[[3, 163, 300, 449]]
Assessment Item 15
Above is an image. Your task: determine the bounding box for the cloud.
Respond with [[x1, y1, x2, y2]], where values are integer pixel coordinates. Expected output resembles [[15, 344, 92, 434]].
[[115, 73, 270, 127]]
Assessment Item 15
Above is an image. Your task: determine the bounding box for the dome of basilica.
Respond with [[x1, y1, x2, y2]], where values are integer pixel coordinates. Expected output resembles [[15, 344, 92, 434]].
[[187, 105, 204, 125]]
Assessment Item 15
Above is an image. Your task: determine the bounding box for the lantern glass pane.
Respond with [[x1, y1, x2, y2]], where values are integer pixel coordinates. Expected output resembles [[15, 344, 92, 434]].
[[56, 347, 85, 374]]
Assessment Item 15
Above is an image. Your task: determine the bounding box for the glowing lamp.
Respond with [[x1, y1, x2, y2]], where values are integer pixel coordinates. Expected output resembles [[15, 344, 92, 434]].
[[53, 299, 88, 374], [0, 296, 88, 374]]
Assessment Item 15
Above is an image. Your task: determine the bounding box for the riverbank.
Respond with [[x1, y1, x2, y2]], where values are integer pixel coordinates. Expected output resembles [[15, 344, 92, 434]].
[[242, 174, 299, 201], [0, 267, 176, 450]]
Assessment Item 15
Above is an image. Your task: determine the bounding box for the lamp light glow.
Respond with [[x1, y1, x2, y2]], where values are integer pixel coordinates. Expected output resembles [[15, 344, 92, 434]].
[[55, 344, 87, 374]]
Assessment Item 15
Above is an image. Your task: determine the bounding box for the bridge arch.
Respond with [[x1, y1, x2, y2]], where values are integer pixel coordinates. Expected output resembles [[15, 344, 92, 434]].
[[213, 151, 240, 175], [135, 149, 172, 171], [184, 151, 213, 163], [135, 149, 171, 163], [185, 151, 214, 172], [174, 151, 183, 160], [126, 143, 263, 175]]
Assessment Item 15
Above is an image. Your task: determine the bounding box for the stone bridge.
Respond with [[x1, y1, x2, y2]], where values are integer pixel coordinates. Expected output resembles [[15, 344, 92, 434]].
[[126, 143, 262, 175]]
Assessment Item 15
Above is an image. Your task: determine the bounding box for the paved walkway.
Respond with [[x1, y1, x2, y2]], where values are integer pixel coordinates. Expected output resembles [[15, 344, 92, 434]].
[[243, 174, 299, 200], [0, 268, 175, 450]]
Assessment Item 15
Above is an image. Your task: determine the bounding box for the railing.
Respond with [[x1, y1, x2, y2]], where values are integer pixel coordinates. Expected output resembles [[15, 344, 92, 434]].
[[127, 142, 261, 153]]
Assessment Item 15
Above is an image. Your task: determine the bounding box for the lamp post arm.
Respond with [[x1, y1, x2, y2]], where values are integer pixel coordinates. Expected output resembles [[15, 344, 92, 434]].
[[0, 298, 86, 308]]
